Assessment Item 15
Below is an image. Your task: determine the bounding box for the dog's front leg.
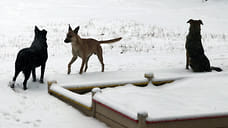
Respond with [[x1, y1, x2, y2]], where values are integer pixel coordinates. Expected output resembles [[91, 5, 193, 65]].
[[32, 68, 36, 82], [186, 51, 189, 69], [40, 64, 46, 83], [84, 56, 91, 72], [79, 58, 86, 74], [68, 56, 77, 74]]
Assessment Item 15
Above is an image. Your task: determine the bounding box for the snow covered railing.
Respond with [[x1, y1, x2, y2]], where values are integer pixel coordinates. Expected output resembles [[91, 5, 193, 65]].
[[60, 79, 148, 94], [48, 81, 92, 116], [50, 84, 91, 109], [50, 73, 177, 94]]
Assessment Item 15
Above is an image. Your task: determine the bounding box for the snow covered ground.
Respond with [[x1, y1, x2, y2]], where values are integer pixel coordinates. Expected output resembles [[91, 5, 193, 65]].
[[0, 0, 228, 127]]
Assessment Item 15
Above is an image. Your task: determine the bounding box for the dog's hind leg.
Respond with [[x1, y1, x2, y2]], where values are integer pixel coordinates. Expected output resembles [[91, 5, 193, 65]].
[[97, 46, 104, 72], [22, 70, 32, 90], [32, 68, 36, 82], [40, 64, 46, 83], [11, 69, 21, 88], [68, 56, 77, 74]]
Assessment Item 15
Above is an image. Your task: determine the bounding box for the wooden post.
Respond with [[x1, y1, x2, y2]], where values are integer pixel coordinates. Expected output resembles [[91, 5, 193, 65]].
[[144, 73, 154, 86], [47, 80, 57, 94], [137, 112, 148, 128], [91, 88, 101, 117]]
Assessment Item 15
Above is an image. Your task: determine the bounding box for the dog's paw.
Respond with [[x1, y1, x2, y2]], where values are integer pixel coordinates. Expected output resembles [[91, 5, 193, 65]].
[[8, 81, 15, 88], [67, 70, 71, 75], [39, 79, 44, 83]]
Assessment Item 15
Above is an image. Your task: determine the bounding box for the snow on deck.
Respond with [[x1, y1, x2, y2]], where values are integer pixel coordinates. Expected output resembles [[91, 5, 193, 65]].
[[48, 71, 228, 121], [94, 74, 228, 121], [47, 71, 148, 88]]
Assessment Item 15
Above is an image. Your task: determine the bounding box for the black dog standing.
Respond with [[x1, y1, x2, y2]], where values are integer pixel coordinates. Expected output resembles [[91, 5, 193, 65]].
[[10, 26, 48, 90], [185, 19, 222, 72]]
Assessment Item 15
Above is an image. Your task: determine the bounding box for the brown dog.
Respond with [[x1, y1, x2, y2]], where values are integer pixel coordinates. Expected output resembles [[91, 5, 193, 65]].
[[64, 25, 122, 74]]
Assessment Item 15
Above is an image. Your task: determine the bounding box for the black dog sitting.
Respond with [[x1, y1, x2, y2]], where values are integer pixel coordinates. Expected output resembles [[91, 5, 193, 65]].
[[10, 26, 48, 90], [185, 19, 222, 72]]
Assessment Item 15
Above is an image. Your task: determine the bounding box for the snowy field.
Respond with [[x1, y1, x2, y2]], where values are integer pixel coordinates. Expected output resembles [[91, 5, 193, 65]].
[[0, 0, 228, 127]]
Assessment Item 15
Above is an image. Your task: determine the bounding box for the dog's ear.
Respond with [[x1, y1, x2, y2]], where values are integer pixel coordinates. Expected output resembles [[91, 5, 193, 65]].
[[35, 26, 40, 34], [42, 29, 47, 36], [68, 24, 73, 32], [187, 19, 194, 24], [199, 20, 203, 25], [74, 26, 80, 34]]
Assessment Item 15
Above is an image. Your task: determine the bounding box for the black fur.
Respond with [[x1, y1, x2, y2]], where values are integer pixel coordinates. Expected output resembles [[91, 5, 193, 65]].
[[10, 26, 48, 90], [185, 19, 222, 72]]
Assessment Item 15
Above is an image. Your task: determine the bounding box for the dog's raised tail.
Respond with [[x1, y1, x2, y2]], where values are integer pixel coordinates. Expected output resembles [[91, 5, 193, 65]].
[[99, 37, 122, 44], [211, 66, 223, 72]]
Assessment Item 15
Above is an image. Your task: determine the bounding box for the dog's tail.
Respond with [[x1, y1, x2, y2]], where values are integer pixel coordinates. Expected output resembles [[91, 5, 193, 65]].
[[211, 66, 223, 72], [99, 37, 122, 44]]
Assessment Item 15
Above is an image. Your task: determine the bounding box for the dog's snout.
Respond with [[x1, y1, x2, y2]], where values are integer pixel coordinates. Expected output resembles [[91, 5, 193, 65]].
[[64, 39, 70, 43]]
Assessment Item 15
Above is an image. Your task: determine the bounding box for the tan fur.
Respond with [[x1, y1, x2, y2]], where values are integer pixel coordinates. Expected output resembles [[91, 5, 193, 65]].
[[64, 25, 122, 74]]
